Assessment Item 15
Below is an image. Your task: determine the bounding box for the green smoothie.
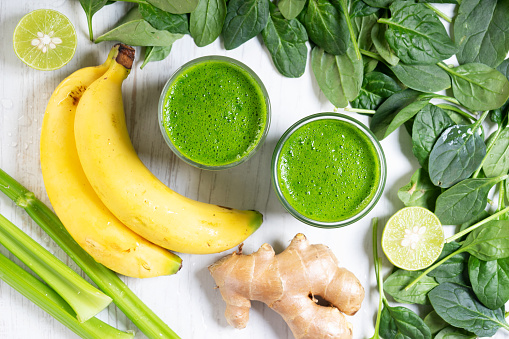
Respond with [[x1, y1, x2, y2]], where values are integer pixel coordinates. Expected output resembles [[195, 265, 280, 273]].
[[276, 118, 381, 223], [161, 59, 268, 167]]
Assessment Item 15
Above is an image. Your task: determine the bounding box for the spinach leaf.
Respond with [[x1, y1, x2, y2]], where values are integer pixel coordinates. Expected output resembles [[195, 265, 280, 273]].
[[418, 0, 458, 3], [379, 2, 456, 65], [350, 0, 379, 17], [428, 124, 486, 188], [468, 256, 509, 310], [491, 59, 509, 124], [435, 177, 501, 225], [79, 0, 108, 40], [429, 282, 508, 337], [459, 210, 491, 234], [412, 104, 455, 170], [370, 89, 431, 140], [146, 0, 199, 14], [363, 0, 394, 7], [397, 168, 441, 210], [262, 3, 307, 78], [454, 0, 509, 68], [383, 269, 437, 305], [483, 126, 509, 178], [140, 45, 172, 69], [352, 13, 378, 51], [434, 327, 477, 339], [436, 104, 474, 126], [428, 242, 469, 285], [222, 0, 270, 50], [389, 63, 451, 93], [424, 311, 448, 335], [371, 22, 399, 66], [351, 71, 401, 110], [442, 63, 509, 111], [190, 0, 226, 47], [311, 45, 363, 108], [277, 0, 306, 20], [379, 305, 432, 339], [302, 0, 349, 55], [461, 220, 509, 261], [95, 8, 184, 46], [139, 3, 189, 34]]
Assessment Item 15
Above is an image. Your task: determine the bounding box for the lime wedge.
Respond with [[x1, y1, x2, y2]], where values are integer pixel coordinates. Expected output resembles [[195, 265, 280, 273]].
[[382, 207, 444, 271], [13, 9, 77, 71]]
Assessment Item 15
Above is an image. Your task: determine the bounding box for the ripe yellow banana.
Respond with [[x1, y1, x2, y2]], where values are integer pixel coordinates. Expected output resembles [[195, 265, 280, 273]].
[[41, 44, 182, 278], [74, 45, 263, 254]]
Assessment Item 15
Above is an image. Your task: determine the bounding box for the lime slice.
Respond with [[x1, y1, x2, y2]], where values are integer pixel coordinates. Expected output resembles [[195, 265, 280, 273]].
[[13, 9, 77, 71], [382, 206, 444, 271]]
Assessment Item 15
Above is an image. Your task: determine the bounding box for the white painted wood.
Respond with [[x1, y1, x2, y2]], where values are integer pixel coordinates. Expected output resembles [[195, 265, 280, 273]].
[[0, 1, 507, 339]]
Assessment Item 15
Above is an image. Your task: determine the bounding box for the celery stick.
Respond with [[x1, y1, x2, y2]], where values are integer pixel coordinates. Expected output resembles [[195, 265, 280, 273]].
[[0, 251, 133, 339], [0, 213, 112, 322], [0, 168, 180, 339]]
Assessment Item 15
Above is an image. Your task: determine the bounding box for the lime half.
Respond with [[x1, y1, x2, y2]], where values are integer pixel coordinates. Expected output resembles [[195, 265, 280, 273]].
[[382, 207, 444, 271], [13, 9, 77, 71]]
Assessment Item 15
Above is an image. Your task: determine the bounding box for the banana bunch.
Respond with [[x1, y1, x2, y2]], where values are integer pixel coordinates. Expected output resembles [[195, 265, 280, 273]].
[[41, 44, 263, 278]]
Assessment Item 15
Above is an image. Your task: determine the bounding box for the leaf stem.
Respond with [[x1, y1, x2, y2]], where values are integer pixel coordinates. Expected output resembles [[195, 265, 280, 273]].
[[499, 181, 506, 216], [446, 205, 509, 243], [369, 218, 383, 339], [340, 0, 361, 60], [345, 107, 376, 114], [86, 16, 94, 41], [360, 49, 385, 62], [435, 104, 475, 122], [423, 3, 452, 23], [472, 110, 490, 133]]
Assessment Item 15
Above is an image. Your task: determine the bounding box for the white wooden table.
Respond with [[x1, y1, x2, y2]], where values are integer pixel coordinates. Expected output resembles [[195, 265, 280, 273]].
[[1, 1, 505, 339]]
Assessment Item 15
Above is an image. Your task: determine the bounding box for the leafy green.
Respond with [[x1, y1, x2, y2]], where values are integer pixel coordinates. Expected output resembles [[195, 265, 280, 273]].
[[428, 242, 469, 286], [350, 0, 379, 17], [434, 327, 476, 339], [190, 0, 226, 47], [79, 0, 108, 40], [146, 0, 199, 14], [379, 305, 432, 339], [397, 168, 441, 210], [483, 126, 509, 177], [311, 45, 363, 108], [372, 23, 399, 66], [424, 311, 448, 335], [411, 104, 455, 170], [468, 256, 509, 310], [277, 0, 307, 20], [389, 63, 451, 93], [380, 2, 456, 64], [383, 270, 437, 305], [352, 13, 378, 51], [351, 71, 401, 110], [454, 0, 509, 68], [428, 124, 486, 188], [491, 58, 509, 124], [261, 3, 308, 78], [363, 0, 394, 7], [141, 45, 172, 69], [222, 0, 270, 50], [139, 3, 189, 34], [302, 0, 349, 55], [429, 282, 509, 337], [461, 220, 509, 261]]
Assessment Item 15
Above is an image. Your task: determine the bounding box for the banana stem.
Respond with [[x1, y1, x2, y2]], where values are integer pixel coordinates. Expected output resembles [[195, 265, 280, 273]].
[[0, 168, 180, 339]]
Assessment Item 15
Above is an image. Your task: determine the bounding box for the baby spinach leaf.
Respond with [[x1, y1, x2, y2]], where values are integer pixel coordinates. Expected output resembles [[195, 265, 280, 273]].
[[397, 168, 441, 210], [139, 3, 189, 34], [371, 22, 399, 66], [412, 104, 455, 170], [190, 0, 226, 47], [146, 0, 199, 14], [429, 282, 508, 337], [311, 45, 363, 108], [363, 0, 394, 7], [461, 220, 509, 261], [383, 269, 437, 305], [352, 13, 378, 51], [483, 126, 509, 178], [222, 0, 270, 50], [302, 0, 349, 55], [424, 311, 448, 335], [434, 327, 476, 339], [428, 124, 486, 188], [492, 59, 509, 124], [79, 0, 108, 40], [459, 210, 491, 234], [370, 89, 431, 140], [468, 256, 509, 310], [262, 3, 308, 78], [443, 63, 509, 111], [379, 2, 456, 65], [434, 177, 501, 225], [351, 71, 401, 110], [428, 242, 469, 284], [389, 63, 451, 93], [277, 0, 306, 20], [454, 0, 509, 68], [380, 305, 432, 339], [140, 45, 172, 69], [350, 0, 379, 17], [436, 104, 474, 126]]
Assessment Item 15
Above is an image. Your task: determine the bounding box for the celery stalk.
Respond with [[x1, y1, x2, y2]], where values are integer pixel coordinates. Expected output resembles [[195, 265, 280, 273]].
[[0, 213, 112, 322], [0, 251, 134, 339], [0, 168, 180, 339]]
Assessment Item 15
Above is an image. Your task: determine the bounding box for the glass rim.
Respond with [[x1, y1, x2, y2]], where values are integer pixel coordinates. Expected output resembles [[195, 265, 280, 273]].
[[271, 112, 387, 228], [158, 55, 271, 171]]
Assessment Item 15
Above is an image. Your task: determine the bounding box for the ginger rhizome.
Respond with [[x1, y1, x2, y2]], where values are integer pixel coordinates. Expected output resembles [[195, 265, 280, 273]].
[[209, 233, 364, 339]]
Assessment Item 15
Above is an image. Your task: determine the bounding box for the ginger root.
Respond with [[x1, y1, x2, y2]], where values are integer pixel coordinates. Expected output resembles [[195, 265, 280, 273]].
[[209, 233, 364, 339]]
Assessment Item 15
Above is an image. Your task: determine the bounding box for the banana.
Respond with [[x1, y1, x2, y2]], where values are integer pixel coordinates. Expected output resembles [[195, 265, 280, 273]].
[[41, 44, 182, 278], [74, 45, 263, 255]]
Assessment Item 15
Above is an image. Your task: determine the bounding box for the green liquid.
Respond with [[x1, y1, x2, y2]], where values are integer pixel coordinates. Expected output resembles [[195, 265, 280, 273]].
[[162, 60, 268, 167], [277, 119, 381, 222]]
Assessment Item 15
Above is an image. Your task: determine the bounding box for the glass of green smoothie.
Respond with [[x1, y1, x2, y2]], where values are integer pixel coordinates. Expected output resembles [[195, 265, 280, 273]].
[[272, 113, 386, 228], [158, 56, 271, 170]]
